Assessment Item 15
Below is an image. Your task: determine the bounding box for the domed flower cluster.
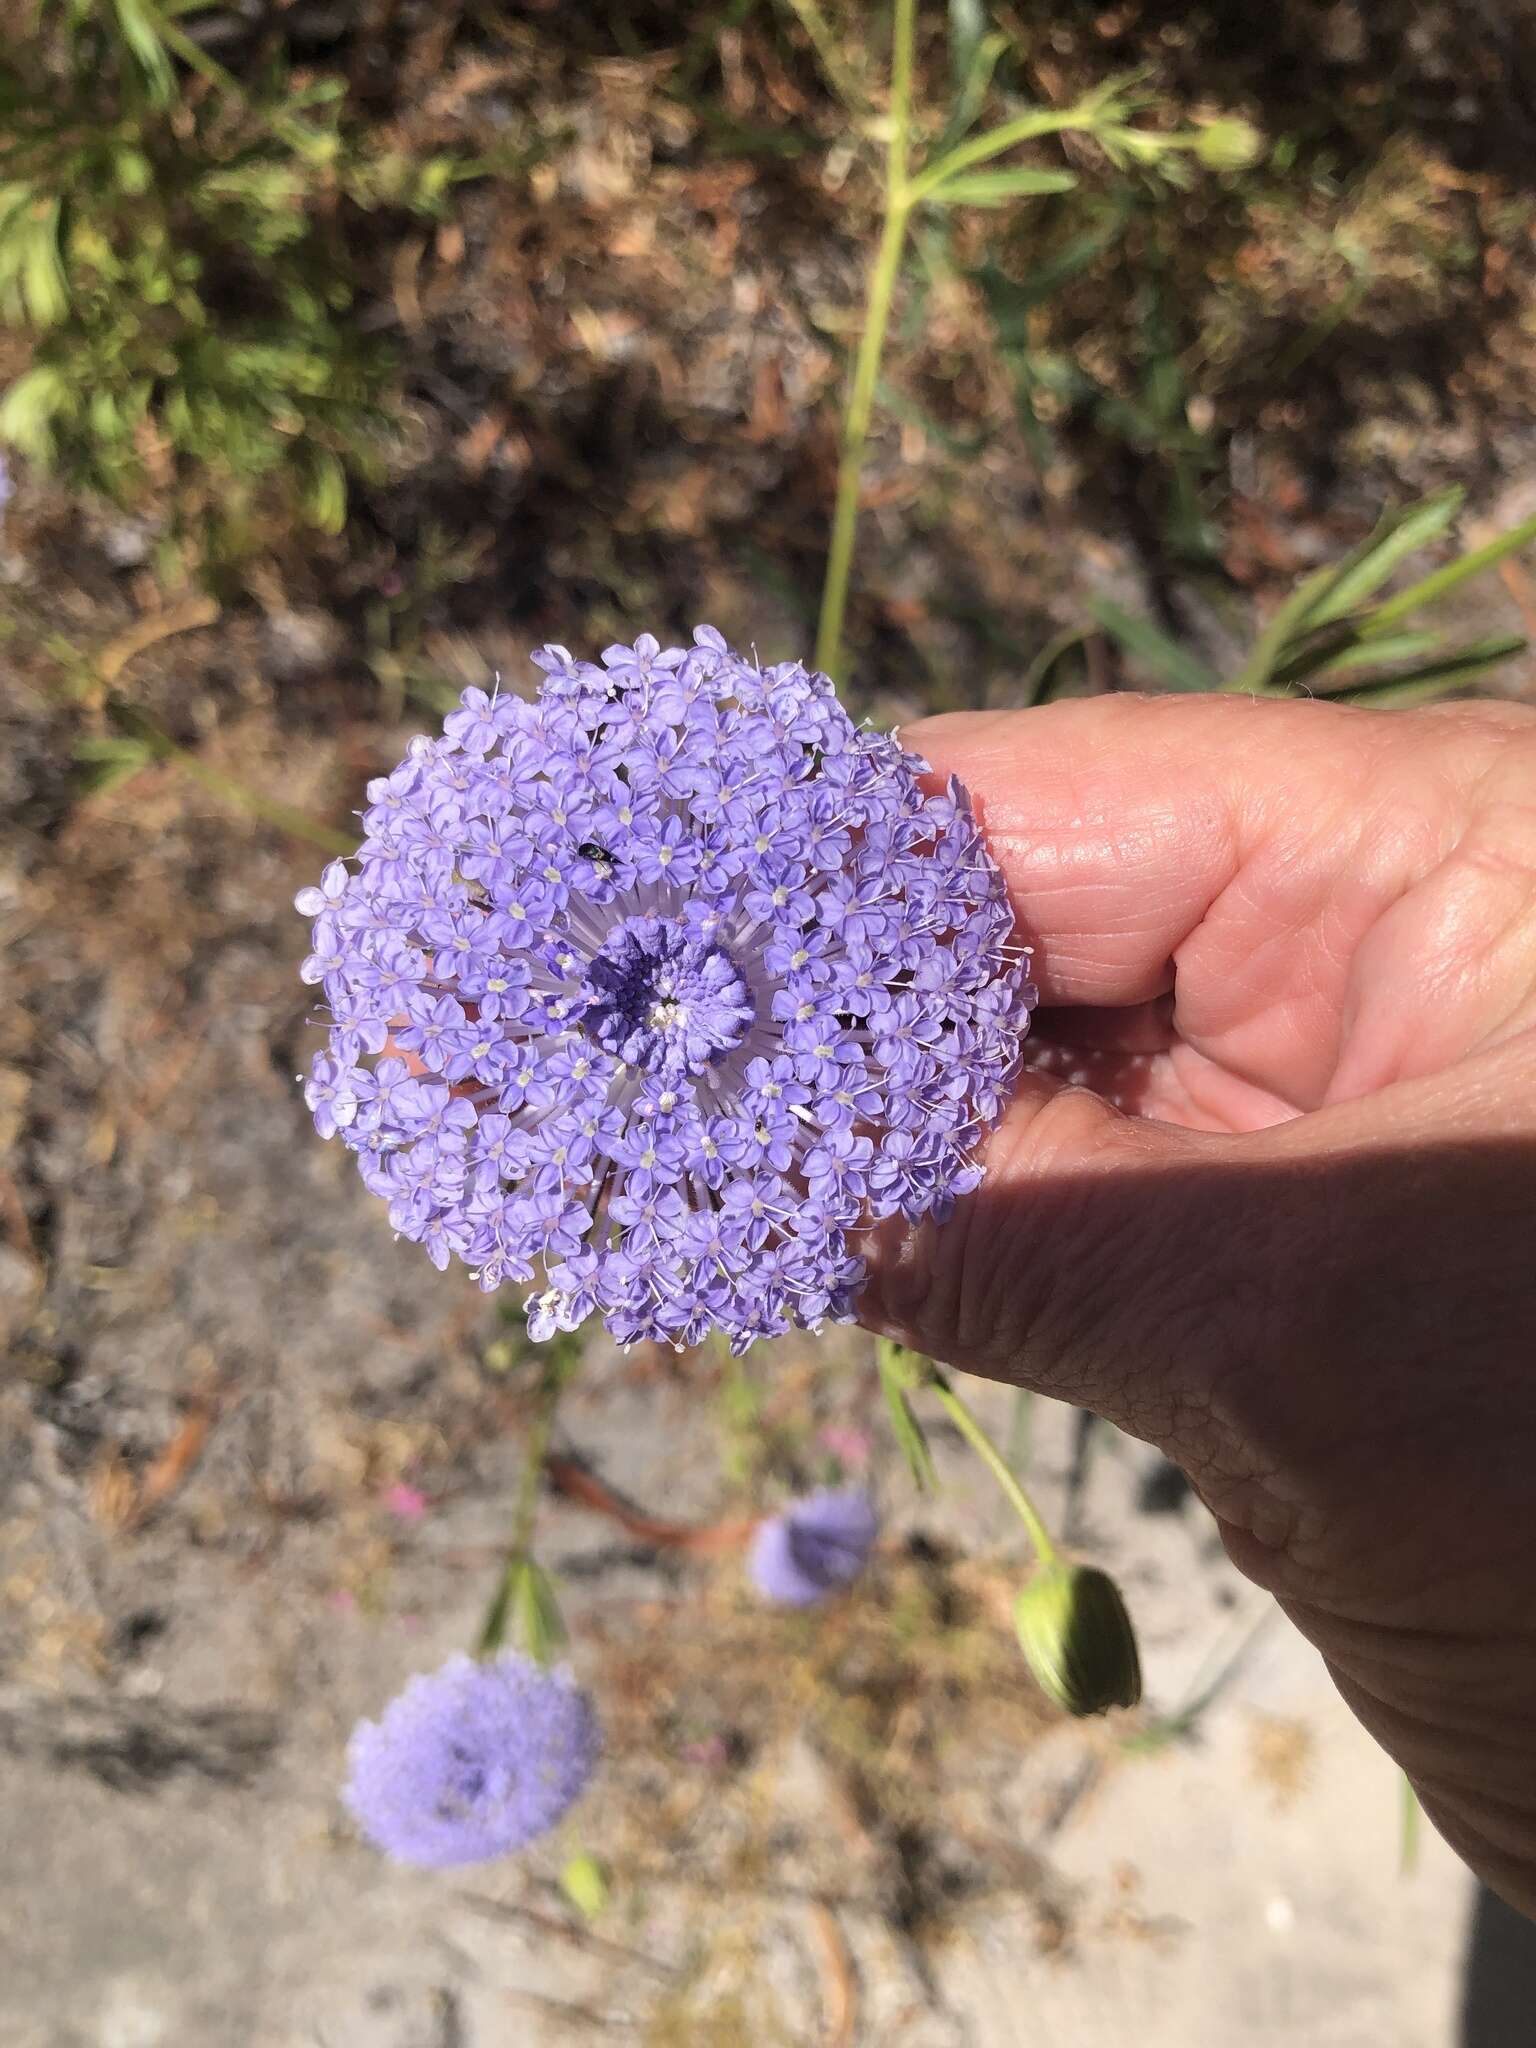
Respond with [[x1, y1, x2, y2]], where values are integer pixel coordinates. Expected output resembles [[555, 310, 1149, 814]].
[[749, 1488, 879, 1606], [345, 1652, 599, 1868], [298, 627, 1032, 1351]]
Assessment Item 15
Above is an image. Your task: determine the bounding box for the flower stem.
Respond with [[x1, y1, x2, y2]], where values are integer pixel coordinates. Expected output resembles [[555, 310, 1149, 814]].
[[925, 1367, 1059, 1565], [476, 1364, 562, 1657], [814, 0, 916, 683]]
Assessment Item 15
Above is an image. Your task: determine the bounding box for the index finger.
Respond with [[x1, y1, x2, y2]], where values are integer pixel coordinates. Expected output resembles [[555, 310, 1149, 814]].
[[904, 692, 1397, 1008]]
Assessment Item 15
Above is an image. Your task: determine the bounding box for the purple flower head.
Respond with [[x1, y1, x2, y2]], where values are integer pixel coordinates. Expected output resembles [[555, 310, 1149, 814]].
[[297, 628, 1033, 1351], [750, 1488, 879, 1606], [344, 1651, 599, 1869]]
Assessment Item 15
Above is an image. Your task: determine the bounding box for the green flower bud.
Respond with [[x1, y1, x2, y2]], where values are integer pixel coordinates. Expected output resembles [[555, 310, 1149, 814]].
[[1013, 1563, 1143, 1717], [1194, 117, 1264, 172]]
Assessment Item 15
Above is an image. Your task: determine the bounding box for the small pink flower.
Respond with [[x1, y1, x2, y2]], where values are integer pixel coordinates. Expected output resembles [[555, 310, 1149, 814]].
[[818, 1425, 872, 1469], [679, 1734, 730, 1769], [382, 1481, 429, 1522]]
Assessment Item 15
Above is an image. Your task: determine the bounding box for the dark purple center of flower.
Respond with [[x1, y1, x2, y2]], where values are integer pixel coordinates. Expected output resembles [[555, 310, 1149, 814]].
[[580, 913, 753, 1080]]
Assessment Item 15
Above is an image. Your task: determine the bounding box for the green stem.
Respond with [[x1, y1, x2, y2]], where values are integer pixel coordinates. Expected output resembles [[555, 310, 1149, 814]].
[[475, 1366, 561, 1657], [114, 708, 355, 855], [813, 0, 916, 682], [1400, 1769, 1422, 1875], [926, 1368, 1058, 1565], [780, 0, 870, 112], [907, 103, 1103, 203], [143, 0, 337, 159]]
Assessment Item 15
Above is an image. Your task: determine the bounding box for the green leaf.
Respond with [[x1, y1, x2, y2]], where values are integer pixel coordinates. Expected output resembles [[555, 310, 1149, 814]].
[[940, 30, 1006, 152], [909, 84, 1131, 204], [1304, 489, 1463, 629], [1333, 633, 1525, 706], [1225, 560, 1347, 694], [512, 1558, 566, 1665], [477, 1555, 566, 1662], [1228, 491, 1467, 693], [22, 209, 69, 327], [877, 1339, 938, 1493], [937, 2, 1005, 151], [110, 0, 176, 103], [1363, 507, 1536, 637], [947, 0, 988, 84], [74, 735, 156, 798], [303, 449, 347, 534], [928, 166, 1078, 206], [1087, 594, 1219, 692], [1018, 624, 1090, 705], [1271, 628, 1442, 690], [0, 364, 69, 459]]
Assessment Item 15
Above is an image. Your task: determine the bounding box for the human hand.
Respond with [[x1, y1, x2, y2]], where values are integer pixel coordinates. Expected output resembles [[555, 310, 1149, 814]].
[[859, 692, 1536, 1914]]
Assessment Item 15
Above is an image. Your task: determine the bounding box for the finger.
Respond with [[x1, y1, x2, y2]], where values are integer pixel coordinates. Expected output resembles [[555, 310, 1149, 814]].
[[901, 693, 1466, 1010], [1027, 997, 1176, 1054], [1023, 1039, 1296, 1131]]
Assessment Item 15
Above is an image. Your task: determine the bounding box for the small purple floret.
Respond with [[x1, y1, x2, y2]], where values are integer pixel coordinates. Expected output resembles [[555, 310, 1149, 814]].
[[296, 627, 1034, 1350], [581, 914, 753, 1078], [344, 1652, 599, 1869], [749, 1489, 879, 1606]]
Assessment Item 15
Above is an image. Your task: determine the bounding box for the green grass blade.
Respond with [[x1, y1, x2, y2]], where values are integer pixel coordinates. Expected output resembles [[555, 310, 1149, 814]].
[[1271, 629, 1443, 690], [1334, 633, 1525, 706], [1087, 594, 1219, 693], [936, 20, 1007, 152], [1225, 561, 1345, 693], [1226, 492, 1461, 694], [1304, 489, 1464, 629], [1018, 624, 1090, 704], [947, 0, 988, 82], [1363, 507, 1536, 636]]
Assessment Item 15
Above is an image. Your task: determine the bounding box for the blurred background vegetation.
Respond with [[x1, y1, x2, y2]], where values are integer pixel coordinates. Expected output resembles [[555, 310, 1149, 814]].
[[5, 4, 1536, 2042]]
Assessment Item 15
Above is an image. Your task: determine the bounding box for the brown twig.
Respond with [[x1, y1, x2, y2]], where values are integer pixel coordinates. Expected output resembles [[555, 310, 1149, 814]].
[[0, 1166, 39, 1263], [457, 1889, 677, 1980], [808, 1900, 859, 2048], [95, 596, 221, 688], [123, 1388, 225, 1531], [544, 1453, 756, 1554]]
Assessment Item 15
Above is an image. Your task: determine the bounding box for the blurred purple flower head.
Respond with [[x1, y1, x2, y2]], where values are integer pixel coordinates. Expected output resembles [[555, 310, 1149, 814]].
[[749, 1488, 879, 1606], [297, 627, 1033, 1351], [344, 1651, 599, 1869]]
